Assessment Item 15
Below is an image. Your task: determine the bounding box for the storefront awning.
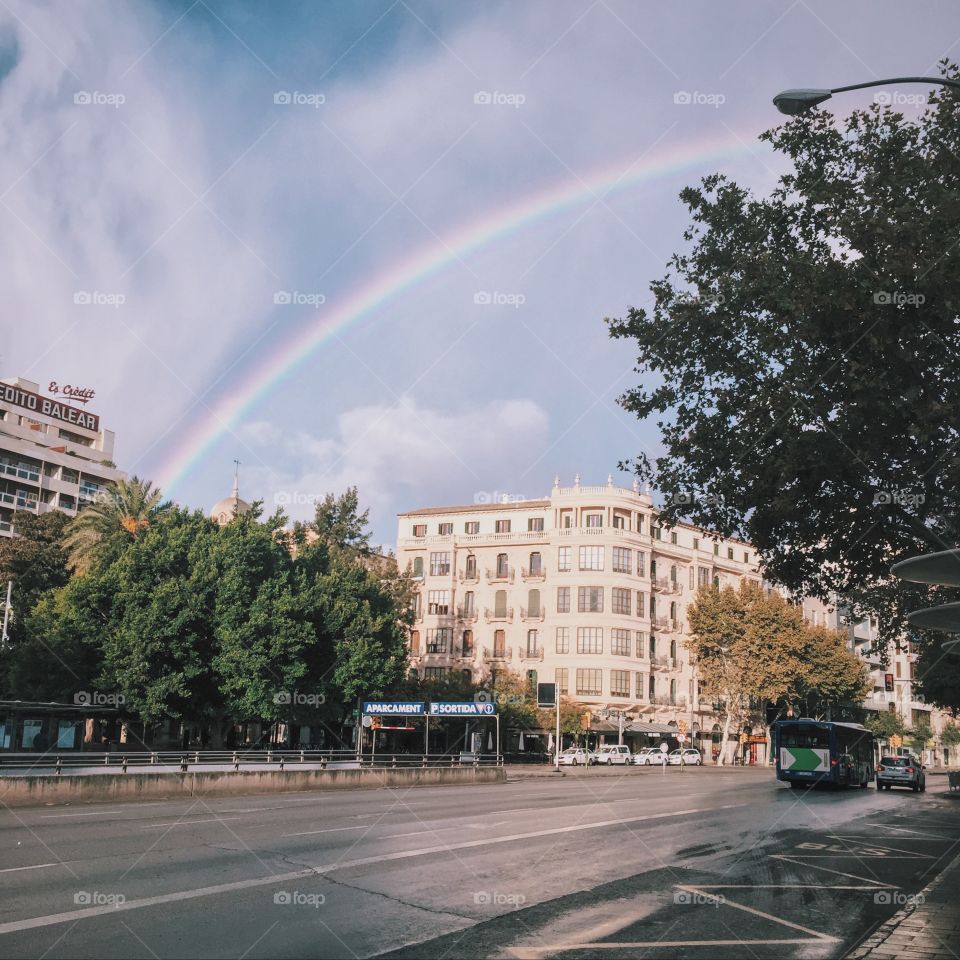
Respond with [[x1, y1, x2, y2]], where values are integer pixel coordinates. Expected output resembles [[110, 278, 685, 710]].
[[626, 720, 677, 735]]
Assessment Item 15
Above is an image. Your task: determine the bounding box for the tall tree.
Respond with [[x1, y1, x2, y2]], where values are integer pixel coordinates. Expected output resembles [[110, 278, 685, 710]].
[[63, 475, 170, 574], [608, 63, 960, 665]]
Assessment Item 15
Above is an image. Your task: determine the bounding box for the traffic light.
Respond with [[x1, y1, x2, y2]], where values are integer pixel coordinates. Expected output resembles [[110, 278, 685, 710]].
[[884, 673, 895, 693]]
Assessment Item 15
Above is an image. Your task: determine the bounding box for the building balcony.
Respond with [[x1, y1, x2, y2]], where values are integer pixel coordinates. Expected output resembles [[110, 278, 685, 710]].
[[517, 646, 544, 662], [650, 695, 687, 708], [458, 647, 477, 660], [652, 577, 683, 595], [650, 656, 671, 670], [484, 607, 514, 623], [456, 606, 478, 621], [486, 567, 514, 584], [458, 570, 480, 584], [483, 646, 512, 662], [520, 606, 544, 622], [521, 566, 546, 581]]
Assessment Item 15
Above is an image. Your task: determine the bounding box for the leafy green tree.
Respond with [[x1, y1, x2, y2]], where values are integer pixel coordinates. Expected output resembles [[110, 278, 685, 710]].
[[940, 723, 960, 747], [309, 487, 371, 552], [864, 711, 905, 741], [914, 641, 960, 713], [608, 63, 960, 664], [64, 475, 170, 574], [908, 717, 933, 753]]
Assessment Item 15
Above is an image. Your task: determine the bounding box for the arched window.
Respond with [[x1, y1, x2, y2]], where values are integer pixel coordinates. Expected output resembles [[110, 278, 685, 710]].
[[670, 678, 677, 703], [650, 559, 658, 579], [412, 557, 424, 578], [648, 674, 656, 700], [465, 554, 476, 578], [527, 629, 538, 656], [713, 575, 720, 589], [528, 589, 541, 617], [462, 630, 474, 656], [493, 629, 506, 658], [670, 564, 677, 583], [529, 551, 542, 575], [670, 638, 677, 660], [669, 601, 677, 621], [649, 595, 656, 619], [649, 634, 656, 659], [495, 590, 507, 617], [496, 553, 509, 577], [461, 668, 472, 682], [410, 630, 420, 656]]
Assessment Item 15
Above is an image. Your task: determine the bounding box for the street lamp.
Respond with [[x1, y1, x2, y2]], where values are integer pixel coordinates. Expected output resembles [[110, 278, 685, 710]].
[[773, 76, 960, 115]]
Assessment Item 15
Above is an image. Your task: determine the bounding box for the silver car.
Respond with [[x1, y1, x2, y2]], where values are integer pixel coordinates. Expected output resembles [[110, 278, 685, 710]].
[[876, 755, 926, 792]]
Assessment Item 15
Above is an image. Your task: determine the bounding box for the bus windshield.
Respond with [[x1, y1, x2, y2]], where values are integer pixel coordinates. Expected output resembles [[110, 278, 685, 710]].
[[778, 726, 829, 749]]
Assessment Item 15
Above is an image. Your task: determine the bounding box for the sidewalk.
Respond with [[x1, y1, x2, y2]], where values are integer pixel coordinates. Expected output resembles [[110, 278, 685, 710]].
[[847, 827, 960, 960]]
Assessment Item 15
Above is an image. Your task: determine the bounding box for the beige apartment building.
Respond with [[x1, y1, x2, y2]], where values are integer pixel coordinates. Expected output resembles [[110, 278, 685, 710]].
[[0, 376, 124, 537], [397, 476, 766, 757]]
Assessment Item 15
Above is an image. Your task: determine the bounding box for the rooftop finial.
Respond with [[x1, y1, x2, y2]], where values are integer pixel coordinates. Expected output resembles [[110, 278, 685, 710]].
[[632, 478, 640, 493], [232, 459, 241, 498], [607, 473, 613, 486], [553, 475, 560, 489], [574, 473, 581, 488]]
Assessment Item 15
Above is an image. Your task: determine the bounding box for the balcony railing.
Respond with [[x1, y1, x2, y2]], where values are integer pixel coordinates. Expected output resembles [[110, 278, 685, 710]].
[[458, 647, 476, 659], [650, 655, 671, 669], [458, 569, 480, 584], [652, 577, 683, 594], [651, 616, 669, 630], [484, 646, 512, 662], [521, 566, 546, 580], [650, 694, 687, 708], [520, 606, 544, 622], [484, 607, 514, 623], [486, 567, 514, 584], [456, 605, 478, 621], [517, 646, 544, 662]]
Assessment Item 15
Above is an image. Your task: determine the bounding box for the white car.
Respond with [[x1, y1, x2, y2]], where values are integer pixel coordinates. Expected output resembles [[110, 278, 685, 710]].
[[668, 748, 703, 765], [633, 747, 668, 765], [595, 744, 631, 765], [558, 748, 591, 766]]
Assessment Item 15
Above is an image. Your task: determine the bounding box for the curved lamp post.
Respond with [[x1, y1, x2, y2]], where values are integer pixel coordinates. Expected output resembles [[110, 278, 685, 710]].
[[773, 76, 960, 115]]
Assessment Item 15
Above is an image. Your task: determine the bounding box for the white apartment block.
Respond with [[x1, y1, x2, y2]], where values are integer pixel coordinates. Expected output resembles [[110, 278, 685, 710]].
[[0, 376, 124, 536], [397, 476, 764, 749]]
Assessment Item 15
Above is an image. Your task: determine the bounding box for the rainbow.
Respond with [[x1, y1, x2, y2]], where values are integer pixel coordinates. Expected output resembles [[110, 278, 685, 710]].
[[156, 130, 769, 495]]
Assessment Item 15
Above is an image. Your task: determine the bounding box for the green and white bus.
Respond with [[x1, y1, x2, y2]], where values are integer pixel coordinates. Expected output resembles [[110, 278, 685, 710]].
[[772, 719, 874, 788]]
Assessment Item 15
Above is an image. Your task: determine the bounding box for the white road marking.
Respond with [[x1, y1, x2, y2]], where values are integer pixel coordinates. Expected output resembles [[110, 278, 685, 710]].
[[508, 939, 825, 955], [0, 863, 60, 874], [140, 817, 244, 828], [828, 835, 937, 856], [770, 855, 894, 886], [39, 811, 122, 819], [0, 803, 744, 936], [281, 825, 367, 837], [380, 830, 432, 839]]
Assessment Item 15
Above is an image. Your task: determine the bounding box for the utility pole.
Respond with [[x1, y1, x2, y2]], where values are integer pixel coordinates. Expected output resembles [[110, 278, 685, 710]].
[[1, 579, 11, 647]]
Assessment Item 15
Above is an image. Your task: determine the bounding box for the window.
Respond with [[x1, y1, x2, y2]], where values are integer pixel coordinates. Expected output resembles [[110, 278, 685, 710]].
[[576, 668, 602, 696], [465, 521, 480, 534], [613, 514, 625, 529], [527, 589, 541, 617], [495, 519, 511, 533], [612, 588, 631, 616], [410, 630, 420, 655], [578, 545, 604, 570], [636, 515, 644, 533], [649, 634, 656, 659], [577, 627, 603, 654], [727, 547, 734, 560], [693, 537, 700, 551], [713, 543, 720, 556], [585, 513, 603, 528], [670, 638, 677, 660], [636, 551, 646, 577], [636, 591, 646, 615], [462, 591, 475, 617], [438, 522, 453, 535], [613, 547, 631, 573], [462, 630, 474, 656], [578, 586, 604, 613], [669, 601, 678, 621], [671, 531, 678, 545], [424, 667, 447, 680], [652, 525, 662, 541], [610, 670, 629, 697], [426, 628, 450, 653], [528, 517, 544, 532], [430, 552, 451, 576], [635, 631, 646, 658], [562, 514, 573, 528], [698, 567, 710, 587], [528, 551, 542, 574], [648, 674, 656, 700], [669, 565, 677, 584], [493, 629, 506, 657], [744, 551, 750, 564], [413, 524, 427, 537], [650, 559, 657, 579], [465, 555, 477, 578], [636, 671, 645, 698], [556, 667, 569, 695], [611, 628, 631, 656], [558, 546, 572, 571], [689, 567, 695, 590], [427, 591, 449, 615], [412, 556, 424, 578], [496, 553, 509, 577], [526, 669, 538, 692], [556, 586, 570, 613], [494, 590, 507, 617], [555, 626, 570, 654], [526, 630, 539, 656]]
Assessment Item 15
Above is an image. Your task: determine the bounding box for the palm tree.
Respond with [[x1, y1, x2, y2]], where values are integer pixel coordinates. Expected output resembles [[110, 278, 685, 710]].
[[64, 475, 169, 574]]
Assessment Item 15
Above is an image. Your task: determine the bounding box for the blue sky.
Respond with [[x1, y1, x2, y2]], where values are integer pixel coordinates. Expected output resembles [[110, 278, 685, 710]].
[[1, 0, 958, 547]]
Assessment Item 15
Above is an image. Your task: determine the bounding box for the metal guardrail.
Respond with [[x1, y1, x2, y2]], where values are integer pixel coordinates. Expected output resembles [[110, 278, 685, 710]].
[[0, 750, 505, 775]]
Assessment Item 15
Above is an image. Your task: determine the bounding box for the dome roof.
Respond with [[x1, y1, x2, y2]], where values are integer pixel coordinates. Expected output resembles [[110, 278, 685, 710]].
[[211, 477, 251, 526]]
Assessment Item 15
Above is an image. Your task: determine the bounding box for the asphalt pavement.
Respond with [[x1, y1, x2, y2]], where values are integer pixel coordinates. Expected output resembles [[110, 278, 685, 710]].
[[0, 766, 957, 959]]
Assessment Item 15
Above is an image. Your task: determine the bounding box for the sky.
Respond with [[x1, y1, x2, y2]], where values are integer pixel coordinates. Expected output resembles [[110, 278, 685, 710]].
[[1, 0, 957, 548]]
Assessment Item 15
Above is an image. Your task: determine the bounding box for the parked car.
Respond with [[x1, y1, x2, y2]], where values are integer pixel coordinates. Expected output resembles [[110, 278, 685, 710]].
[[668, 748, 703, 766], [876, 755, 926, 792], [558, 748, 592, 766], [595, 744, 631, 765], [633, 747, 668, 765]]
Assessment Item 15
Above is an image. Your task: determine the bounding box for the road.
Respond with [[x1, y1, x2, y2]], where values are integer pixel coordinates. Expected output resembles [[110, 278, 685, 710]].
[[0, 766, 957, 959]]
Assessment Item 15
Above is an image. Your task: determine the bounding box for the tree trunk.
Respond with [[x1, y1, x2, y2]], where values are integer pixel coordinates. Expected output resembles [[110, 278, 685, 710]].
[[718, 708, 734, 765]]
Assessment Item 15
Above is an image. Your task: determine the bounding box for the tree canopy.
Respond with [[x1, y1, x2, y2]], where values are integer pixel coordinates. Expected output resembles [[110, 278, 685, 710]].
[[608, 63, 960, 666]]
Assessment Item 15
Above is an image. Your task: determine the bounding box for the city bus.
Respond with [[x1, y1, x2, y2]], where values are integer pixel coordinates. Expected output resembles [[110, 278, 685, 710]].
[[772, 719, 875, 788]]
